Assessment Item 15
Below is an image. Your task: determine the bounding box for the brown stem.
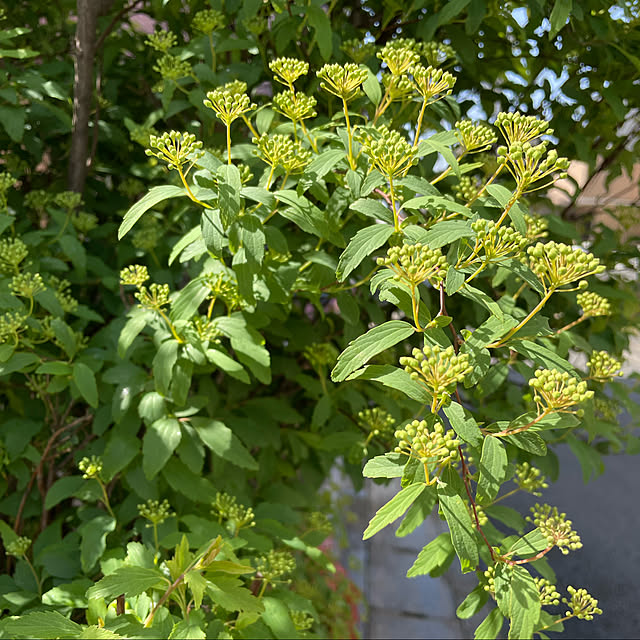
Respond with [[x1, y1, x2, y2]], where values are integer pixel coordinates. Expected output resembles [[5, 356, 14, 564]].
[[503, 544, 553, 566]]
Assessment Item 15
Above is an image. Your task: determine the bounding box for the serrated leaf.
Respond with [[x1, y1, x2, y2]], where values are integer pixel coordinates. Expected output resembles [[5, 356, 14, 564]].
[[502, 431, 547, 456], [406, 532, 454, 577], [118, 186, 185, 239], [395, 485, 437, 537], [362, 483, 426, 540], [262, 596, 298, 639], [87, 566, 167, 601], [345, 365, 431, 403], [446, 267, 465, 295], [332, 321, 415, 382], [3, 611, 81, 639], [508, 529, 550, 558], [362, 452, 407, 478], [474, 606, 504, 639], [349, 197, 394, 224], [477, 436, 508, 504], [485, 184, 526, 235], [457, 585, 490, 619], [336, 224, 395, 281], [459, 284, 504, 320], [510, 340, 576, 374], [549, 0, 572, 37], [403, 220, 474, 248], [73, 362, 98, 408], [507, 566, 540, 639], [191, 418, 258, 470], [362, 66, 382, 105]]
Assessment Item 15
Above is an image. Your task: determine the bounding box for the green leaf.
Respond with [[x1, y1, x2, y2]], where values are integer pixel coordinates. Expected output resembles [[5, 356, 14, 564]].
[[443, 402, 483, 447], [477, 436, 508, 504], [191, 418, 258, 470], [170, 279, 210, 322], [169, 617, 206, 640], [307, 4, 332, 60], [336, 224, 395, 281], [51, 317, 77, 359], [485, 184, 526, 235], [567, 434, 604, 482], [362, 452, 407, 478], [418, 137, 461, 178], [403, 220, 474, 248], [79, 515, 116, 573], [508, 529, 550, 558], [73, 363, 98, 408], [301, 149, 345, 187], [87, 566, 167, 601], [201, 208, 225, 257], [406, 532, 454, 577], [118, 308, 151, 358], [437, 467, 478, 572], [499, 259, 544, 294], [217, 165, 242, 228], [457, 585, 490, 619], [332, 321, 415, 382], [262, 596, 299, 639], [0, 351, 38, 376], [502, 431, 547, 456], [466, 315, 518, 350], [510, 340, 576, 374], [37, 361, 72, 375], [153, 339, 180, 396], [3, 611, 81, 639], [349, 197, 394, 225], [507, 566, 540, 639], [118, 186, 186, 239], [459, 284, 504, 320], [395, 485, 437, 537], [362, 66, 382, 105], [206, 348, 250, 383], [446, 267, 465, 295], [362, 483, 426, 540], [45, 476, 85, 510], [206, 580, 264, 614], [0, 105, 25, 142], [142, 417, 182, 479], [474, 606, 504, 639], [549, 0, 572, 37], [345, 365, 431, 403]]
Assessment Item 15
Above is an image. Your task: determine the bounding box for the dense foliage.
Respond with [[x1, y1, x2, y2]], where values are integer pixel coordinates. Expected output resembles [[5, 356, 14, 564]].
[[0, 1, 638, 639]]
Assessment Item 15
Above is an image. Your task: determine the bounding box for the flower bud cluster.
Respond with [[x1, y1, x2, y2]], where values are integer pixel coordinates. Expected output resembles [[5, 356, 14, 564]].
[[483, 565, 496, 594], [535, 577, 561, 606], [420, 41, 456, 66], [303, 342, 338, 371], [341, 39, 376, 64], [0, 312, 26, 344], [378, 42, 420, 75], [410, 64, 456, 103], [270, 58, 309, 87], [317, 63, 368, 101], [495, 112, 553, 145], [135, 283, 171, 310], [377, 243, 448, 287], [529, 368, 593, 413], [24, 189, 51, 212], [49, 277, 78, 313], [470, 219, 527, 262], [400, 345, 472, 409], [576, 291, 611, 317], [587, 350, 623, 381], [498, 141, 569, 190], [563, 586, 602, 620], [454, 176, 479, 203], [255, 549, 296, 581], [71, 211, 98, 234], [524, 213, 549, 241], [455, 121, 497, 153], [204, 89, 256, 127], [273, 90, 317, 122], [291, 611, 314, 632], [78, 455, 103, 480], [0, 172, 15, 194], [528, 503, 582, 555], [211, 491, 256, 532], [192, 316, 222, 343], [10, 272, 45, 299], [393, 418, 459, 480], [54, 191, 83, 211], [145, 29, 177, 52], [466, 503, 488, 528], [253, 133, 311, 173], [6, 536, 31, 557], [359, 125, 418, 179], [594, 397, 620, 422], [0, 238, 28, 274], [308, 511, 333, 535], [192, 9, 225, 33], [153, 54, 192, 81], [138, 498, 174, 526], [356, 407, 396, 439], [382, 73, 415, 103], [514, 462, 549, 496], [146, 131, 204, 171], [528, 242, 605, 291]]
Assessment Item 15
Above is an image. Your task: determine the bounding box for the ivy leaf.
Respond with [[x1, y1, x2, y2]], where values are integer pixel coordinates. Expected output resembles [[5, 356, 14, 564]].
[[87, 566, 167, 601], [331, 321, 416, 382], [362, 452, 407, 478], [336, 223, 395, 281], [437, 467, 478, 572], [142, 417, 182, 479], [118, 185, 185, 239], [73, 363, 98, 408], [477, 436, 508, 504], [406, 532, 454, 577], [362, 483, 426, 540]]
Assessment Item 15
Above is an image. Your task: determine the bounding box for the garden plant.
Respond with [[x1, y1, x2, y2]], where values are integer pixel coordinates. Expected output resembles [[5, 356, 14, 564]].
[[0, 1, 639, 639]]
